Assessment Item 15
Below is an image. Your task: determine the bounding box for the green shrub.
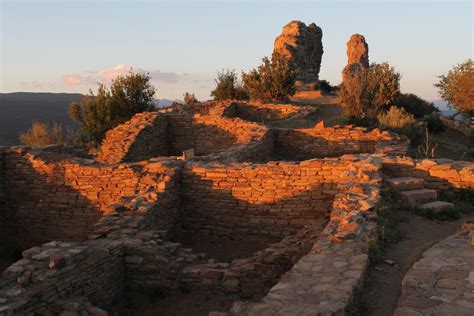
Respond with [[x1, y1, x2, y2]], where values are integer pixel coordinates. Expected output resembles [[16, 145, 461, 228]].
[[378, 106, 424, 145], [19, 122, 65, 147], [242, 53, 296, 101], [340, 62, 400, 119], [395, 93, 438, 118], [435, 59, 474, 115], [211, 69, 239, 100], [318, 80, 337, 94], [422, 112, 445, 133], [69, 71, 156, 146], [378, 106, 416, 128]]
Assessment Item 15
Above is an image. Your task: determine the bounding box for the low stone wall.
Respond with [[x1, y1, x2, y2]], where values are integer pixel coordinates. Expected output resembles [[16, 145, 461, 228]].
[[97, 112, 169, 164], [180, 159, 360, 241], [96, 110, 270, 164], [395, 228, 474, 315], [225, 157, 383, 315], [1, 147, 179, 249], [382, 157, 474, 191], [0, 239, 125, 314], [229, 101, 309, 123], [274, 125, 407, 160]]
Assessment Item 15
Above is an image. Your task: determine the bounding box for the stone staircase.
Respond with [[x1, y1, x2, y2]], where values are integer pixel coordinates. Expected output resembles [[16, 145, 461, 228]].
[[386, 177, 454, 213]]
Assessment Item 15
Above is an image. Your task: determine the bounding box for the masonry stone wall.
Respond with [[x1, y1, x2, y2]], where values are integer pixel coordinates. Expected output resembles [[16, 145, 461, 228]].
[[382, 157, 474, 191], [1, 239, 125, 314], [179, 158, 371, 241], [1, 147, 179, 249], [273, 126, 405, 160], [96, 111, 270, 164], [229, 102, 309, 123]]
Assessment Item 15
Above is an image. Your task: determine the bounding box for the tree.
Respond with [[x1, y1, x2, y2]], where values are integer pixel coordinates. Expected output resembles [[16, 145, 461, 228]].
[[339, 62, 400, 119], [69, 71, 156, 146], [242, 53, 297, 101], [211, 69, 239, 100], [435, 59, 474, 115], [19, 122, 65, 147]]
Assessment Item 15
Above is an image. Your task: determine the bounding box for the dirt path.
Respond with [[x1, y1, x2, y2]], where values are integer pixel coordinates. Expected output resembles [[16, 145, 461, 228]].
[[361, 211, 474, 315]]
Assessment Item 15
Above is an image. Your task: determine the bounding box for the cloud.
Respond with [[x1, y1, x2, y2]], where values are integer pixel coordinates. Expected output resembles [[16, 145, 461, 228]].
[[19, 80, 44, 89], [62, 64, 182, 86]]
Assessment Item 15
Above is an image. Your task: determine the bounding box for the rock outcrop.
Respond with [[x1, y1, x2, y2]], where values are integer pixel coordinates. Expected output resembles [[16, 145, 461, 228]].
[[342, 34, 369, 83], [274, 20, 323, 85], [346, 34, 369, 67]]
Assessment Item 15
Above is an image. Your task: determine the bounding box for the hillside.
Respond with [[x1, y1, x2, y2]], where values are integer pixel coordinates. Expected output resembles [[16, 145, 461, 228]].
[[0, 92, 83, 146], [0, 93, 180, 146]]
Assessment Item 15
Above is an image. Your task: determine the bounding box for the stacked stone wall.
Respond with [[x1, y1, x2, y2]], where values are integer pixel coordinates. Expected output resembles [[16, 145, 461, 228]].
[[1, 148, 179, 249], [274, 126, 406, 160], [96, 111, 269, 164], [230, 102, 308, 122], [180, 158, 370, 241], [382, 157, 474, 191], [1, 239, 125, 314]]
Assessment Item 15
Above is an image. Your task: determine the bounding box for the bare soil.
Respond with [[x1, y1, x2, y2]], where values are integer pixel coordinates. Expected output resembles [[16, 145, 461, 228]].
[[171, 232, 269, 263], [361, 210, 474, 315], [109, 289, 235, 316]]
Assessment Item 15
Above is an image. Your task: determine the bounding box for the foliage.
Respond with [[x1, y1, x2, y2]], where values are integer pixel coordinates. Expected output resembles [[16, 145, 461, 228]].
[[318, 79, 337, 94], [422, 112, 445, 133], [69, 71, 156, 146], [183, 92, 198, 105], [339, 62, 400, 119], [435, 59, 474, 115], [242, 53, 297, 101], [395, 93, 439, 118], [417, 127, 438, 158], [19, 122, 65, 147], [378, 106, 416, 129], [377, 106, 424, 145], [211, 69, 239, 100]]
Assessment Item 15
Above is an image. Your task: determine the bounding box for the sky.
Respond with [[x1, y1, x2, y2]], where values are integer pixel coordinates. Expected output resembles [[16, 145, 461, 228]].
[[1, 0, 473, 101]]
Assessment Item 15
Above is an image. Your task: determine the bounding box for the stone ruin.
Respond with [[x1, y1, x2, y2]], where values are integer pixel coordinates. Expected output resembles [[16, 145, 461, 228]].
[[1, 95, 473, 316], [274, 21, 323, 87], [0, 99, 418, 315]]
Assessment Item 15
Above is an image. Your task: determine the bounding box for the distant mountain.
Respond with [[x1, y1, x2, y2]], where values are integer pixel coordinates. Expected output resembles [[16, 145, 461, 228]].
[[154, 99, 182, 108], [0, 93, 184, 146], [432, 99, 456, 116], [0, 92, 83, 146]]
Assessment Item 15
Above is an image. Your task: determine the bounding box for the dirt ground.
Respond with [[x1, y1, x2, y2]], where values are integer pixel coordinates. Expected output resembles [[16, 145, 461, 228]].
[[171, 231, 270, 263], [109, 289, 236, 316], [361, 210, 474, 316]]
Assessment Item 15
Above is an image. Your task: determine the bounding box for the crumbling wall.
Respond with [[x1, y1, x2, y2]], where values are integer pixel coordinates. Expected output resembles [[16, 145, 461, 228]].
[[274, 126, 401, 160], [96, 111, 270, 164], [97, 112, 169, 164], [180, 159, 368, 241], [382, 157, 474, 191], [1, 239, 125, 314], [230, 102, 308, 122], [1, 148, 178, 249]]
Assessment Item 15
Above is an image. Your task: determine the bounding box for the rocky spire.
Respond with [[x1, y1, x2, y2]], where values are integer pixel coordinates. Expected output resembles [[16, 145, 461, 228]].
[[274, 20, 323, 85]]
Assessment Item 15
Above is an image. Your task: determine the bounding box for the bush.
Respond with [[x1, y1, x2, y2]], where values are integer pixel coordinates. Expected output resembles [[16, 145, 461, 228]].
[[183, 92, 198, 105], [378, 106, 416, 129], [242, 53, 296, 101], [339, 62, 400, 119], [422, 112, 445, 133], [211, 69, 239, 100], [318, 80, 337, 94], [377, 106, 424, 145], [19, 122, 65, 147], [435, 59, 474, 115], [69, 71, 156, 146], [395, 93, 438, 118]]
